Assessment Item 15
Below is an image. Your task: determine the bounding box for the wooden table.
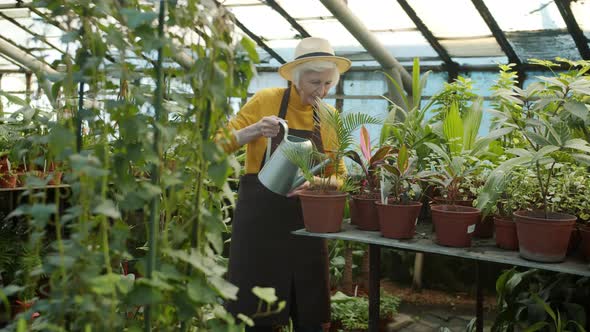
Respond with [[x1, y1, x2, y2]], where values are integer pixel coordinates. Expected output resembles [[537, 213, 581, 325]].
[[293, 223, 590, 332]]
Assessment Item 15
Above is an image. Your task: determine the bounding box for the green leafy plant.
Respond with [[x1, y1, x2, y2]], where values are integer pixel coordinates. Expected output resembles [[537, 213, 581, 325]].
[[380, 144, 428, 204], [330, 291, 401, 331], [484, 60, 590, 218], [345, 125, 391, 196], [492, 268, 589, 332]]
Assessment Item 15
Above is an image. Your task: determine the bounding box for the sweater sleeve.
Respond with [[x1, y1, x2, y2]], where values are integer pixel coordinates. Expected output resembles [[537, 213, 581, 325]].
[[215, 92, 263, 154]]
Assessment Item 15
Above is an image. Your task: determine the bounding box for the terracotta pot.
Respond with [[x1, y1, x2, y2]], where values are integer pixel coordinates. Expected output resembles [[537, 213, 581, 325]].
[[376, 201, 422, 239], [0, 174, 18, 188], [431, 205, 481, 247], [514, 210, 576, 263], [578, 225, 590, 261], [350, 195, 380, 231], [494, 215, 518, 250], [433, 196, 474, 207], [473, 215, 494, 238], [349, 198, 357, 225], [299, 191, 347, 233]]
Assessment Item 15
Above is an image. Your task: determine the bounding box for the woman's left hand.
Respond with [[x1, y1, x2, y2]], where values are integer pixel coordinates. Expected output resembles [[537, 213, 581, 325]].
[[287, 181, 310, 198]]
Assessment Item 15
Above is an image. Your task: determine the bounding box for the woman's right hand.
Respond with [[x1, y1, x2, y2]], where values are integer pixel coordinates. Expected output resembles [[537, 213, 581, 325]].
[[257, 116, 283, 138]]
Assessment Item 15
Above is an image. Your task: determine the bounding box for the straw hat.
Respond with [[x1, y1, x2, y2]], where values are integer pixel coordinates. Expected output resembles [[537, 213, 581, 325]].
[[278, 37, 352, 81]]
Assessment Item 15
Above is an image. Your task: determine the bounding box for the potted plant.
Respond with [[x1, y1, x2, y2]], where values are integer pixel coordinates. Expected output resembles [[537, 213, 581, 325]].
[[288, 99, 380, 233], [345, 125, 391, 230], [484, 60, 590, 262], [375, 144, 427, 239]]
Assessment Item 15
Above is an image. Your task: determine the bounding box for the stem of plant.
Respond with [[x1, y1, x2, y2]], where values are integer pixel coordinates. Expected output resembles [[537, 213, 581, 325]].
[[535, 162, 548, 219], [145, 1, 166, 331]]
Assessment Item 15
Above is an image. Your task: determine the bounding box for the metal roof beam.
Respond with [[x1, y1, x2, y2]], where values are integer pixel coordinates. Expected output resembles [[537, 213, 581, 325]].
[[0, 11, 66, 55], [264, 0, 310, 38], [554, 0, 590, 60], [0, 2, 33, 10], [471, 0, 521, 65], [396, 0, 454, 66], [319, 0, 413, 107]]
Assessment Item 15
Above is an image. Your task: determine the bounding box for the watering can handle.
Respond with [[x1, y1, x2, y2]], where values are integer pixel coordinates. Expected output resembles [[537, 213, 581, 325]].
[[265, 119, 289, 163]]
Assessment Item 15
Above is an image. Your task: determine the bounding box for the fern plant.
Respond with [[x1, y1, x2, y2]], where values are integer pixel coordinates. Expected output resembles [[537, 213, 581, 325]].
[[284, 98, 380, 192]]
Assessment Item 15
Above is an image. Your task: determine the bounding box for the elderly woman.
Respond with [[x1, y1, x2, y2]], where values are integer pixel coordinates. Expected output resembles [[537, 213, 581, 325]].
[[220, 37, 351, 332]]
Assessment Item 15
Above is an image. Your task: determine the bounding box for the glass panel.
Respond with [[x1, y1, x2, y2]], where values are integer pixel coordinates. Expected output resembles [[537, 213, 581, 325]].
[[422, 72, 448, 97], [452, 56, 508, 66], [571, 1, 590, 40], [276, 0, 332, 19], [440, 37, 504, 57], [505, 30, 581, 60], [348, 0, 416, 31], [376, 31, 438, 59], [248, 72, 287, 93], [343, 71, 388, 96], [299, 18, 360, 48], [229, 5, 299, 40], [483, 0, 566, 31], [407, 0, 492, 38]]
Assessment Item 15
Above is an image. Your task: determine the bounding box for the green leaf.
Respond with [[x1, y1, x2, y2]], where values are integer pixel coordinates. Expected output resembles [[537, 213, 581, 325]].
[[424, 142, 451, 164], [532, 293, 556, 323], [412, 58, 420, 109], [564, 101, 588, 122], [240, 37, 259, 63], [120, 8, 157, 29], [463, 98, 483, 151], [523, 321, 549, 332], [0, 91, 26, 106], [572, 153, 590, 165], [93, 199, 121, 219], [443, 101, 464, 155], [252, 286, 278, 304], [208, 275, 238, 300], [564, 138, 590, 154], [237, 313, 255, 327], [381, 70, 409, 110]]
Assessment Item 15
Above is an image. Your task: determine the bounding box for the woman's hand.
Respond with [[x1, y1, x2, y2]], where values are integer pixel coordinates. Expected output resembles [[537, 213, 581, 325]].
[[287, 181, 311, 198], [257, 116, 283, 138], [235, 115, 284, 146]]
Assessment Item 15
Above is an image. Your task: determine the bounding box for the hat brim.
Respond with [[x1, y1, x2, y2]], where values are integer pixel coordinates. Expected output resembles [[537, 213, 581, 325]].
[[278, 56, 352, 81]]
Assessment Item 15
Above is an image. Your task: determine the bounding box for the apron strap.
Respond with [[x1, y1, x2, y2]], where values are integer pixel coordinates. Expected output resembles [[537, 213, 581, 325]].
[[259, 88, 291, 170]]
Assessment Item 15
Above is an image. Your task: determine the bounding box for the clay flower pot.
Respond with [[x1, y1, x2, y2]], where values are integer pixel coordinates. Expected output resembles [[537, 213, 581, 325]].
[[431, 205, 481, 247], [493, 215, 518, 250], [350, 195, 380, 231], [299, 191, 347, 233], [375, 201, 422, 239], [579, 224, 590, 261], [513, 210, 576, 263]]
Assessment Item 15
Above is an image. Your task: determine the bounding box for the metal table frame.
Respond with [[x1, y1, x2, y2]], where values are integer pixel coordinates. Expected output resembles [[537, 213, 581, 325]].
[[293, 223, 590, 332]]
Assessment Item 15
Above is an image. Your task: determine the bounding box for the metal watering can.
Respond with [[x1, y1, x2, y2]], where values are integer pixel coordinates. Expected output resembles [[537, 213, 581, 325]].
[[258, 120, 330, 196]]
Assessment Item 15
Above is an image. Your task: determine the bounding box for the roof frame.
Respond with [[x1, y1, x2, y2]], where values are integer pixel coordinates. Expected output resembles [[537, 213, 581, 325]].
[[553, 0, 590, 60], [396, 0, 459, 81], [470, 0, 521, 66], [0, 11, 66, 56], [263, 0, 310, 38]]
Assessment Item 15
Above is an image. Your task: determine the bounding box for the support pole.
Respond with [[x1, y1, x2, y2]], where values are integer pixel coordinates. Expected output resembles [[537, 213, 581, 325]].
[[368, 244, 381, 332], [319, 0, 413, 94]]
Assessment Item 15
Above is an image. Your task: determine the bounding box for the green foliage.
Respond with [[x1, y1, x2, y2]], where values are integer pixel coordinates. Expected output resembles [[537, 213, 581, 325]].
[[330, 291, 401, 331], [1, 0, 258, 331], [380, 58, 437, 166], [492, 268, 589, 332], [484, 59, 590, 218]]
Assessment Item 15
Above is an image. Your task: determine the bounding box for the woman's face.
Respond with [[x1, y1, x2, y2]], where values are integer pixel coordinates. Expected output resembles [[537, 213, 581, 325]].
[[296, 69, 335, 106]]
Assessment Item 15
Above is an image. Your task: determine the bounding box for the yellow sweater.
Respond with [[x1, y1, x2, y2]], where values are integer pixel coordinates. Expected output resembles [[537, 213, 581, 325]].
[[218, 85, 346, 176]]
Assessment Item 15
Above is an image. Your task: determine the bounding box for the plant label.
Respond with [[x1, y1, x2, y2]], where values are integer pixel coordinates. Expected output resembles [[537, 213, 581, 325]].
[[467, 224, 475, 234]]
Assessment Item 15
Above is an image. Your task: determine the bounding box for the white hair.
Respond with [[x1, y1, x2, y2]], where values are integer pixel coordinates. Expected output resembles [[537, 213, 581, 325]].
[[291, 60, 340, 89]]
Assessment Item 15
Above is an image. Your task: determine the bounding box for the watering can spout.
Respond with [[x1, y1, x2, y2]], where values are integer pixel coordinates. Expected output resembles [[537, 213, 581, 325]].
[[290, 159, 331, 190]]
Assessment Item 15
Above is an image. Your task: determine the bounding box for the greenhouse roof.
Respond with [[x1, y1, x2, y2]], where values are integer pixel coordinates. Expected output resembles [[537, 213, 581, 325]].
[[0, 0, 589, 76]]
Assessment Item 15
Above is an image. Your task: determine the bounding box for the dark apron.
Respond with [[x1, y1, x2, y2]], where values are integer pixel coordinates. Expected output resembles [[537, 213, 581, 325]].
[[226, 88, 330, 327]]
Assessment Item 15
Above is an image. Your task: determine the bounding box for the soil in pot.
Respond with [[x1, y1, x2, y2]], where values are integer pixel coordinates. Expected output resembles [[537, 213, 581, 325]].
[[431, 205, 480, 248], [513, 210, 576, 263], [375, 201, 422, 239], [493, 216, 518, 251], [351, 194, 380, 231], [300, 191, 347, 233]]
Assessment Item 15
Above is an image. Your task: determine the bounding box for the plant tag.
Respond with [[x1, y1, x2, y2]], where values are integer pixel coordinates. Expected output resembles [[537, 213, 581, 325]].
[[467, 224, 475, 234], [415, 218, 418, 226]]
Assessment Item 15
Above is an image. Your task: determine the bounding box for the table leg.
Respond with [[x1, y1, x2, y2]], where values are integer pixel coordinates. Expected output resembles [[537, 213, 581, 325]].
[[476, 260, 483, 332], [369, 244, 381, 332]]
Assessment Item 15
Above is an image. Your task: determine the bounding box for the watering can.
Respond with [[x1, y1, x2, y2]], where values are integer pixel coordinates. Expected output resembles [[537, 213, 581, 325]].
[[258, 120, 330, 196]]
